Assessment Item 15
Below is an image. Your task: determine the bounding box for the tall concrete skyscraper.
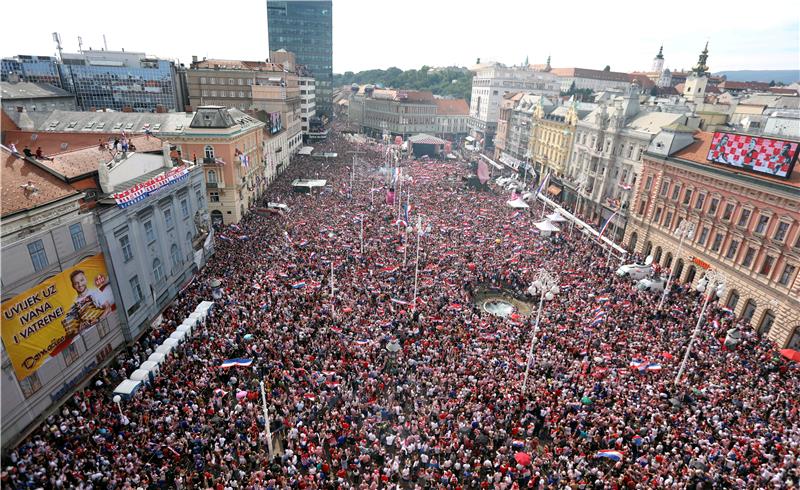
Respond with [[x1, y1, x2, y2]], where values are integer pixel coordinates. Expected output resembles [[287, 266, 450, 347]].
[[267, 0, 333, 119]]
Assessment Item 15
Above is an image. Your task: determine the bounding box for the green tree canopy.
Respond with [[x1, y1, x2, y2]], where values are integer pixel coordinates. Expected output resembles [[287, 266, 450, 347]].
[[333, 66, 474, 102]]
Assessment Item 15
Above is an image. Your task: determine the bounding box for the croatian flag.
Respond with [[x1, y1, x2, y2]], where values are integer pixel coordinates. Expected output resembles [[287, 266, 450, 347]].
[[595, 450, 623, 461], [596, 296, 610, 304], [220, 358, 253, 368], [619, 182, 632, 191], [535, 171, 551, 195], [598, 210, 619, 238], [632, 436, 644, 446], [382, 265, 400, 273], [590, 316, 605, 327], [629, 359, 648, 371], [721, 307, 734, 316], [355, 339, 370, 346], [591, 307, 605, 316], [390, 298, 410, 305], [395, 218, 408, 227], [645, 363, 662, 372], [292, 281, 307, 289]]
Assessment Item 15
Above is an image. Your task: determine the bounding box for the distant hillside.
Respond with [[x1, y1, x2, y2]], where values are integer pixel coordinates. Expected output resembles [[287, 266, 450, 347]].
[[713, 70, 799, 84], [333, 66, 473, 102]]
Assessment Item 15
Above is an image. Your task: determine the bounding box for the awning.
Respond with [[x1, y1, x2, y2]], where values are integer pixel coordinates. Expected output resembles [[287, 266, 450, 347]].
[[547, 185, 562, 196], [546, 212, 568, 223], [534, 220, 561, 232], [507, 198, 530, 209], [298, 146, 314, 155]]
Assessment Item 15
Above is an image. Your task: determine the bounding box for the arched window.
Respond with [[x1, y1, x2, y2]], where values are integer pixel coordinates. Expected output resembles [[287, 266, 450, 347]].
[[187, 232, 193, 250], [629, 232, 638, 252], [664, 252, 673, 269], [653, 246, 663, 263], [726, 289, 740, 310], [207, 170, 218, 184], [758, 310, 775, 337], [153, 258, 164, 282], [171, 243, 181, 269], [787, 326, 800, 350], [674, 259, 684, 280], [643, 241, 653, 257], [204, 145, 215, 160], [685, 265, 697, 285], [211, 210, 224, 225], [741, 299, 757, 324]]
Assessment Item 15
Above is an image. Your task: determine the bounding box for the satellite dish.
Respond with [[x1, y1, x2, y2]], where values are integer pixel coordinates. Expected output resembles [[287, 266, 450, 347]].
[[644, 255, 654, 266]]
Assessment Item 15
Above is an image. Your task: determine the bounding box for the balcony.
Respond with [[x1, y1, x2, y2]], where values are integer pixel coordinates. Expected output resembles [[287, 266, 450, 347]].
[[207, 182, 219, 189]]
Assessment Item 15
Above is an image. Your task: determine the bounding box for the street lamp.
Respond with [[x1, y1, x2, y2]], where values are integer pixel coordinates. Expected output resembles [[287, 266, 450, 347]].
[[259, 381, 274, 459], [522, 269, 559, 393], [674, 269, 725, 386], [411, 216, 431, 310], [657, 219, 695, 311], [112, 395, 123, 416]]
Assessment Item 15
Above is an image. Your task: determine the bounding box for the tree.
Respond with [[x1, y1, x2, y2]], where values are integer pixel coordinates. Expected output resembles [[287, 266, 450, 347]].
[[603, 65, 611, 72], [650, 86, 659, 97], [769, 80, 776, 87]]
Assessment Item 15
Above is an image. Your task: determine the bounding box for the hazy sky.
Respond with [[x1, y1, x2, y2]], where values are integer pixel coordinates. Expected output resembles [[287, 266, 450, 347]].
[[2, 0, 798, 74]]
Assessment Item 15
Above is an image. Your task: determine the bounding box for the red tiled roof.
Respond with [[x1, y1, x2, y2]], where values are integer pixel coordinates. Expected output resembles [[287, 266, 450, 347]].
[[400, 91, 435, 103], [628, 73, 655, 89], [435, 99, 469, 116], [549, 67, 631, 82], [671, 131, 800, 189], [37, 135, 164, 179], [718, 80, 770, 90], [1, 147, 78, 217], [769, 87, 799, 95]]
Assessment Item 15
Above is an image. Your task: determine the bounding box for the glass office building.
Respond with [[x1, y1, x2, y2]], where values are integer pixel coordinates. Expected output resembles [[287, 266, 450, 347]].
[[267, 0, 333, 118], [1, 55, 64, 88], [2, 51, 179, 112]]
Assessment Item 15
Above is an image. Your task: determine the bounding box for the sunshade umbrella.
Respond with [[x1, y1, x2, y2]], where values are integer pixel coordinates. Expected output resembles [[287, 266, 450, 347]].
[[514, 452, 531, 466], [779, 349, 800, 362]]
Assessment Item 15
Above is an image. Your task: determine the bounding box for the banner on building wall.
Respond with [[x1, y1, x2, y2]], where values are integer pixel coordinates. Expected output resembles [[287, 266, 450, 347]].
[[111, 165, 190, 208], [1, 254, 116, 381], [706, 132, 797, 179]]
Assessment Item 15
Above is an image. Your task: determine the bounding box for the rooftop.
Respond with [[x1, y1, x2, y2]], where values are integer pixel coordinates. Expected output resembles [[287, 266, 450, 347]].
[[1, 81, 75, 100], [1, 146, 79, 217], [435, 99, 469, 116], [671, 131, 800, 189], [35, 135, 164, 179], [191, 58, 286, 72], [550, 67, 631, 83]]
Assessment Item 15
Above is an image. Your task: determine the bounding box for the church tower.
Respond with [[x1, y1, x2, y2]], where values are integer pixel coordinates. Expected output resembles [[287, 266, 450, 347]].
[[683, 42, 710, 102], [652, 45, 665, 74]]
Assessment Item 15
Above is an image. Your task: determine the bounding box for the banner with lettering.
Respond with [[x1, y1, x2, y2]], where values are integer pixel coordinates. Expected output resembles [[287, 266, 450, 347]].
[[111, 165, 190, 208], [1, 254, 116, 381]]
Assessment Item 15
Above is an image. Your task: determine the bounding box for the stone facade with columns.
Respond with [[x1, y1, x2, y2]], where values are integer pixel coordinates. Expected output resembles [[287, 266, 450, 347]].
[[624, 130, 800, 348]]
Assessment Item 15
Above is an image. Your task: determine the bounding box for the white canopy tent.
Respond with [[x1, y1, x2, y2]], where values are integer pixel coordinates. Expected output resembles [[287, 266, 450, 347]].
[[534, 220, 561, 232], [298, 146, 314, 156], [129, 369, 153, 384], [169, 330, 187, 343], [139, 360, 160, 377], [546, 212, 568, 223], [507, 198, 530, 209], [113, 379, 142, 400], [148, 352, 167, 365]]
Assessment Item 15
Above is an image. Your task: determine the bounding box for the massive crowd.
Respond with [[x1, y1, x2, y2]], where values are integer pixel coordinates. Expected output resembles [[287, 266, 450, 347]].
[[2, 125, 798, 489]]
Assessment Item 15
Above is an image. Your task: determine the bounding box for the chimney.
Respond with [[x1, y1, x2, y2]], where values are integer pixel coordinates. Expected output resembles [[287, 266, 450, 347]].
[[184, 105, 193, 113], [16, 106, 24, 113], [192, 55, 198, 64], [156, 105, 166, 113]]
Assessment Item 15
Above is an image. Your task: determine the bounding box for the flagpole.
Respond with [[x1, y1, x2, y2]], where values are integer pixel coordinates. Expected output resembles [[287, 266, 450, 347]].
[[360, 216, 364, 254], [412, 216, 422, 310], [330, 260, 335, 318], [259, 381, 274, 459]]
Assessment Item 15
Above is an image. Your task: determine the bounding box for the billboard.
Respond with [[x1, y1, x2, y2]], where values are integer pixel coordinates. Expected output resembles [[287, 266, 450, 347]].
[[268, 111, 282, 135], [1, 254, 116, 381], [706, 132, 797, 179]]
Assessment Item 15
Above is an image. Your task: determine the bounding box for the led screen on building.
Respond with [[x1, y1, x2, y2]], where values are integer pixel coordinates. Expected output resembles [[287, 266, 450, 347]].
[[706, 132, 797, 179], [268, 112, 282, 134]]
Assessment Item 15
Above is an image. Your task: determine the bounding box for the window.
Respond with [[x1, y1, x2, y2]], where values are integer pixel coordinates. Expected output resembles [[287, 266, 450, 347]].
[[737, 209, 752, 227], [694, 193, 706, 210], [741, 299, 757, 323], [181, 199, 189, 218], [760, 256, 775, 276], [171, 244, 181, 269], [711, 233, 724, 252], [670, 184, 681, 201], [682, 188, 693, 205], [130, 275, 144, 304], [207, 170, 218, 184], [153, 258, 165, 282], [210, 191, 220, 202], [659, 181, 669, 197], [239, 91, 245, 98], [27, 240, 48, 272], [209, 77, 216, 84], [708, 197, 719, 216], [19, 371, 42, 398], [204, 145, 215, 159], [774, 222, 790, 242], [725, 240, 739, 260], [789, 326, 800, 350], [664, 211, 673, 229], [229, 78, 234, 85], [144, 220, 155, 243], [200, 77, 207, 84], [779, 264, 796, 286], [164, 208, 173, 229], [726, 290, 740, 310], [230, 91, 236, 98], [97, 318, 109, 338], [69, 223, 86, 251], [754, 215, 770, 234], [698, 227, 709, 246], [653, 207, 663, 223], [758, 311, 775, 336], [238, 78, 243, 86], [742, 247, 756, 267], [63, 342, 79, 366], [722, 203, 735, 221]]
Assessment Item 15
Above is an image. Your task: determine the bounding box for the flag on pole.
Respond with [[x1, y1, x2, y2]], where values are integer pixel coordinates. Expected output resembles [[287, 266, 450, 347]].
[[535, 171, 551, 194], [291, 281, 307, 289], [599, 210, 619, 238]]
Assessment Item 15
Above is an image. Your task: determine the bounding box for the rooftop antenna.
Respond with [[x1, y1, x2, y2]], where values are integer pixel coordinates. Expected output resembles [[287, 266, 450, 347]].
[[78, 36, 83, 53], [103, 34, 108, 51], [52, 32, 63, 62]]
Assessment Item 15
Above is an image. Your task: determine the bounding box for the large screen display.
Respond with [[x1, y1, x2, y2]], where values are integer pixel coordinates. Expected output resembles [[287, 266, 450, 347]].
[[706, 132, 797, 179], [268, 111, 282, 135]]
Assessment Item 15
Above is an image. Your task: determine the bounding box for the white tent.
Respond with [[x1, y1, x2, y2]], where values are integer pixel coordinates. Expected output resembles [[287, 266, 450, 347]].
[[155, 343, 174, 355], [176, 324, 193, 336], [113, 379, 142, 400], [148, 352, 167, 365], [546, 212, 568, 223], [195, 300, 214, 313], [162, 338, 180, 349], [139, 360, 160, 377], [298, 146, 314, 156], [507, 198, 530, 209], [169, 330, 187, 343], [129, 369, 153, 384], [534, 220, 561, 232]]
